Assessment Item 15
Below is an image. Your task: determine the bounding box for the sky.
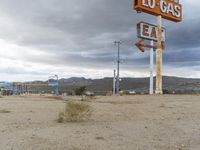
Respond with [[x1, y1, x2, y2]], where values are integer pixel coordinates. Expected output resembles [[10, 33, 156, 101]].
[[0, 0, 199, 81]]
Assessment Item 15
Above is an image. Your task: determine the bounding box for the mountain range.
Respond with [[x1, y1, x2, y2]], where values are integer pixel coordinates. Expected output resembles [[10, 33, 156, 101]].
[[26, 76, 200, 95]]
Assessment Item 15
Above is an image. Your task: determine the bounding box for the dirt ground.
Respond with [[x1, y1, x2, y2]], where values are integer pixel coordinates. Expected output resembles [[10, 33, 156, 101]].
[[0, 95, 200, 150]]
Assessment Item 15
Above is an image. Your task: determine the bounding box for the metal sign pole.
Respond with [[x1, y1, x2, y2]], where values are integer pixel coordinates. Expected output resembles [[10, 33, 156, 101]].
[[156, 15, 163, 94], [150, 40, 154, 95]]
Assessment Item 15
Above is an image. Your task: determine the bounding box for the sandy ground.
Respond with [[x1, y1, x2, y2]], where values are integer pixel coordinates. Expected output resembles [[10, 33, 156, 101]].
[[0, 95, 200, 150]]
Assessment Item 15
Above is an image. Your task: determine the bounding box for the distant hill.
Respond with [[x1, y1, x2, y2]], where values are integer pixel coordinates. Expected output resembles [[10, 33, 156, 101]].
[[27, 76, 200, 94]]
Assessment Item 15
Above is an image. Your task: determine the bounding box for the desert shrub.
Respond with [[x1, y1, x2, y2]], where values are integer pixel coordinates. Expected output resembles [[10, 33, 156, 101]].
[[0, 109, 11, 113], [74, 86, 87, 101], [163, 89, 170, 94], [160, 103, 165, 108], [119, 91, 125, 96], [57, 112, 65, 123], [65, 101, 92, 122], [57, 101, 92, 123], [74, 86, 86, 96]]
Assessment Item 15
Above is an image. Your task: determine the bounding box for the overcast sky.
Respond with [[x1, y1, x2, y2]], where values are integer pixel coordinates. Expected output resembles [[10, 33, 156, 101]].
[[0, 0, 199, 81]]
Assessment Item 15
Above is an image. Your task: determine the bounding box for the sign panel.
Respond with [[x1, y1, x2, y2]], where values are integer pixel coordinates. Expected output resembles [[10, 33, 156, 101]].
[[135, 39, 165, 52], [134, 0, 182, 22], [137, 22, 166, 42]]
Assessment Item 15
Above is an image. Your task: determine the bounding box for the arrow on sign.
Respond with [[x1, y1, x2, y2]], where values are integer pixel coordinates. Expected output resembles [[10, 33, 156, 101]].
[[135, 39, 165, 52]]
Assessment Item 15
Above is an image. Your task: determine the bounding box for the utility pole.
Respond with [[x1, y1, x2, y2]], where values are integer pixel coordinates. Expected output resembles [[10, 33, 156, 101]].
[[114, 41, 121, 95], [113, 69, 116, 95]]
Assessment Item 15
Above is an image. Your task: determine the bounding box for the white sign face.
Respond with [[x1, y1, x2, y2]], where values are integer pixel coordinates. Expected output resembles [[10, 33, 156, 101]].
[[137, 22, 166, 42]]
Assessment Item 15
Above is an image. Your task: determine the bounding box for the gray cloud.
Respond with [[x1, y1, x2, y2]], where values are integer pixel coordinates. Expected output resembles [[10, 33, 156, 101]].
[[0, 0, 199, 81]]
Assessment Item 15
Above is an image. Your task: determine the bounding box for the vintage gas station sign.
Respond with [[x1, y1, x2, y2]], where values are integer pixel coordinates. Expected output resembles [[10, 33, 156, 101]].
[[137, 22, 166, 41], [134, 0, 182, 22]]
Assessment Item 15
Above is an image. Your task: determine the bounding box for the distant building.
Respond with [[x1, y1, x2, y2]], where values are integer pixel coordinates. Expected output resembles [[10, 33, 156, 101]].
[[0, 82, 14, 96]]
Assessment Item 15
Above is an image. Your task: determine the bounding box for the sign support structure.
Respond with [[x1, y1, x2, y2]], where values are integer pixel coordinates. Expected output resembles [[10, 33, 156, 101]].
[[134, 0, 182, 95], [150, 40, 154, 95], [156, 15, 163, 94], [48, 75, 59, 96]]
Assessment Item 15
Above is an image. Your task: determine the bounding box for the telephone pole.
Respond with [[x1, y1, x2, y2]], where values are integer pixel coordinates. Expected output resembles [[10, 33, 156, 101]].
[[114, 41, 122, 95], [113, 69, 116, 95]]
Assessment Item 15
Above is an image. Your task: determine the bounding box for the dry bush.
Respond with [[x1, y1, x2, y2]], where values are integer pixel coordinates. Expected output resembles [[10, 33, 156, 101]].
[[160, 103, 165, 108], [65, 101, 92, 122], [57, 112, 65, 123], [0, 109, 11, 113], [57, 101, 92, 123]]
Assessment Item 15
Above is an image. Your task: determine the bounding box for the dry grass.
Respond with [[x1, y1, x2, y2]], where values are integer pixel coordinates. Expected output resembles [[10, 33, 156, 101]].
[[0, 109, 11, 113], [57, 101, 92, 123]]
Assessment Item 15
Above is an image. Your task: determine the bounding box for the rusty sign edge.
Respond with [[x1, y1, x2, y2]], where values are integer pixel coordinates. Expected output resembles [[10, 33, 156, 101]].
[[134, 0, 182, 22]]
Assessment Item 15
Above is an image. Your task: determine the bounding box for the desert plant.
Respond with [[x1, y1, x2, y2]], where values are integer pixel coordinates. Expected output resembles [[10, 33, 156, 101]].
[[74, 86, 87, 100], [57, 112, 65, 123], [0, 109, 11, 113], [65, 101, 92, 122], [57, 101, 92, 123], [74, 86, 86, 95], [160, 103, 165, 108]]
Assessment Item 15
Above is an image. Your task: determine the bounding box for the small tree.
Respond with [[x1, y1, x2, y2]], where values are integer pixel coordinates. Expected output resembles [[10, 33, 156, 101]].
[[74, 86, 86, 100]]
